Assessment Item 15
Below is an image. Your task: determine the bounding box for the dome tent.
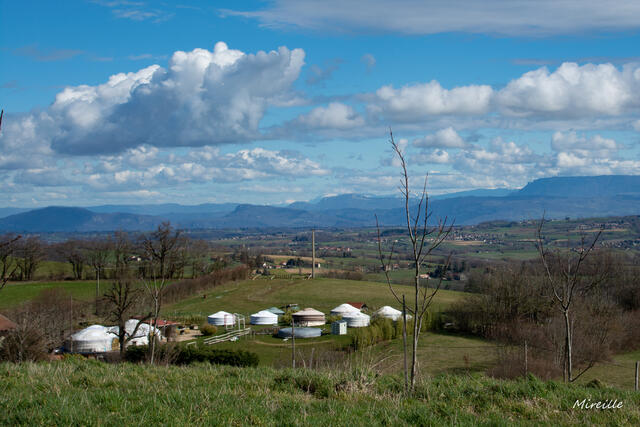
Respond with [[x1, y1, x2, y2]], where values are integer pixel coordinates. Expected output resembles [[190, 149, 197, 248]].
[[292, 308, 325, 327], [66, 325, 118, 354], [330, 303, 360, 317], [342, 311, 370, 328], [374, 306, 411, 321], [250, 310, 278, 325], [124, 319, 162, 346], [207, 311, 236, 326]]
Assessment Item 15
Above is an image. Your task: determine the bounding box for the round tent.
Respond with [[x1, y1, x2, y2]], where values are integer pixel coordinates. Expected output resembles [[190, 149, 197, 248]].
[[207, 311, 236, 326], [277, 327, 322, 339], [250, 310, 278, 325], [292, 308, 325, 327], [125, 319, 162, 346], [342, 311, 371, 328], [66, 325, 118, 354], [374, 306, 411, 321], [330, 303, 360, 317]]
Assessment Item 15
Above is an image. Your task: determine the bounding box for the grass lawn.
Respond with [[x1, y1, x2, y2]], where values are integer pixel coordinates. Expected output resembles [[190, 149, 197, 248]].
[[164, 277, 466, 319], [2, 359, 639, 425], [577, 349, 640, 391], [0, 280, 105, 309]]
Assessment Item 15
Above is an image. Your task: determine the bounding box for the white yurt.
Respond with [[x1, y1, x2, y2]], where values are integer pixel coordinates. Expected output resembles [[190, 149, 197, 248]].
[[207, 311, 236, 326], [330, 303, 360, 317], [66, 325, 118, 354], [342, 311, 371, 328], [292, 308, 326, 327], [250, 310, 278, 325], [124, 319, 162, 346], [375, 306, 411, 321]]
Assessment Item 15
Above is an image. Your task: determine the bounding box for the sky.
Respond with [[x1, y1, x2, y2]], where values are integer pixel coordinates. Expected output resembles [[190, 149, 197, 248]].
[[1, 0, 640, 207]]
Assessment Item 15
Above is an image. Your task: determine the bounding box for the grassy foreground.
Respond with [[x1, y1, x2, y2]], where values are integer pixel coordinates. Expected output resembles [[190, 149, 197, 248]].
[[1, 359, 639, 426]]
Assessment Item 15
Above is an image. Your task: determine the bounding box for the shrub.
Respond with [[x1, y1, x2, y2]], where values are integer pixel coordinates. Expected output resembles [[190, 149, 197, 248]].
[[124, 344, 259, 367], [200, 324, 217, 336], [0, 319, 49, 363]]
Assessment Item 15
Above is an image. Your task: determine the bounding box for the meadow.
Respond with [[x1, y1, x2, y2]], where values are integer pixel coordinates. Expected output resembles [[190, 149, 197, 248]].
[[1, 359, 638, 426]]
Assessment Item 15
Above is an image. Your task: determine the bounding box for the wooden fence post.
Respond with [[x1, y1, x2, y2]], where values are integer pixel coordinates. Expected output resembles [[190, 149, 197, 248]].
[[524, 341, 528, 377]]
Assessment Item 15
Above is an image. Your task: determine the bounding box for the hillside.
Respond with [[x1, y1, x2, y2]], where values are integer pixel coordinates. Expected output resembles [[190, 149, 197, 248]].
[[1, 360, 638, 425], [0, 175, 639, 231], [0, 207, 163, 232]]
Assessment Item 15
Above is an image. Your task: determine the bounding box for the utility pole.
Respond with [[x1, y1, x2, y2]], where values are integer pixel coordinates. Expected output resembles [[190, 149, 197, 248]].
[[291, 318, 296, 369], [311, 229, 315, 279], [95, 267, 100, 315]]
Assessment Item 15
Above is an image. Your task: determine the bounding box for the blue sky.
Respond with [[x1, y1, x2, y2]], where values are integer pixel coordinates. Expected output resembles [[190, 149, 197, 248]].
[[1, 0, 640, 207]]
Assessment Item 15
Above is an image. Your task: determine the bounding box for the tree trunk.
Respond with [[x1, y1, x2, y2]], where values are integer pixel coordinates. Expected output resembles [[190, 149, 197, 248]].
[[411, 274, 419, 389], [564, 308, 572, 382], [402, 295, 408, 393]]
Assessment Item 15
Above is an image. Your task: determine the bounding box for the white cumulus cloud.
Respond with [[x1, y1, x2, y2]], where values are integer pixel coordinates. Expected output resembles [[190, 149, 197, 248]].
[[0, 42, 305, 156], [497, 62, 640, 117], [413, 127, 467, 148], [371, 81, 493, 121]]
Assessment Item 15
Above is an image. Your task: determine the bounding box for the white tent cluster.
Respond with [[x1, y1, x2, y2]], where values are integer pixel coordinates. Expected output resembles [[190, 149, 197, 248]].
[[65, 320, 161, 354], [207, 311, 236, 326]]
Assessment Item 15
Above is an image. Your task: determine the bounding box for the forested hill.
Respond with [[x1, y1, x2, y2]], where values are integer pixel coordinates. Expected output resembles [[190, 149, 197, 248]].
[[0, 175, 638, 231]]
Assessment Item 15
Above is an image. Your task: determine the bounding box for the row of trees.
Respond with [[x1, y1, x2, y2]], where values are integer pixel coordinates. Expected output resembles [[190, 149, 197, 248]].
[[0, 229, 215, 283]]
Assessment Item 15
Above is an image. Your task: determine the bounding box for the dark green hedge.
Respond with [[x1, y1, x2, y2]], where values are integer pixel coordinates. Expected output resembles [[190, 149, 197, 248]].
[[124, 344, 259, 367]]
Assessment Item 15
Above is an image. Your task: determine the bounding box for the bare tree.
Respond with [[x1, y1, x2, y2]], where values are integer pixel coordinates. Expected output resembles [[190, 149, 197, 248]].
[[189, 239, 210, 278], [87, 239, 111, 315], [15, 236, 42, 281], [376, 131, 453, 392], [103, 279, 151, 357], [140, 222, 181, 364], [0, 234, 21, 291], [535, 218, 610, 382], [112, 231, 132, 279], [58, 240, 86, 280]]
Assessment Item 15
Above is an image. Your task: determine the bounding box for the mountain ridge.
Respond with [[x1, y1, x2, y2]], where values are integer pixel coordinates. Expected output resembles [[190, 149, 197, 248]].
[[0, 175, 638, 232]]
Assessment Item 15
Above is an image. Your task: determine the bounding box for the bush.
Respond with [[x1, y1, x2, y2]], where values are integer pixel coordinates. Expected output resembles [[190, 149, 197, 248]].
[[124, 344, 259, 367], [200, 324, 217, 336], [0, 322, 49, 362], [350, 317, 428, 350]]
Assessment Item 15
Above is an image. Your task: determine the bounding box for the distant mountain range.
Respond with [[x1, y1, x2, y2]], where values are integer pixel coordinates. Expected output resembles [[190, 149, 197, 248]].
[[0, 175, 639, 232]]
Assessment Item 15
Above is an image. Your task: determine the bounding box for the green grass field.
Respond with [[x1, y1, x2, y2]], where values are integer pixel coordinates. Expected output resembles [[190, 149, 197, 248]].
[[0, 280, 104, 309], [2, 359, 639, 425], [164, 277, 465, 319]]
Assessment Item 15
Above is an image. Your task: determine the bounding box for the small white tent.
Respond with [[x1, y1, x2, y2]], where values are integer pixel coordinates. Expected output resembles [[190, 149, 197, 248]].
[[66, 325, 118, 354], [207, 311, 236, 326], [330, 303, 360, 317], [375, 306, 411, 321], [342, 311, 370, 327], [250, 310, 278, 325]]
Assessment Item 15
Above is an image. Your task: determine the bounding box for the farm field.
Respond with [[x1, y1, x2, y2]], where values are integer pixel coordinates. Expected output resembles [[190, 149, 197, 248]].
[[164, 277, 465, 319], [2, 359, 639, 426], [0, 280, 104, 309]]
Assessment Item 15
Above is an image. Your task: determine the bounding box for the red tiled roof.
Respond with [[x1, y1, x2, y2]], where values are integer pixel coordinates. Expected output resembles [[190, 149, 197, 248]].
[[0, 314, 17, 332], [347, 302, 366, 309]]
